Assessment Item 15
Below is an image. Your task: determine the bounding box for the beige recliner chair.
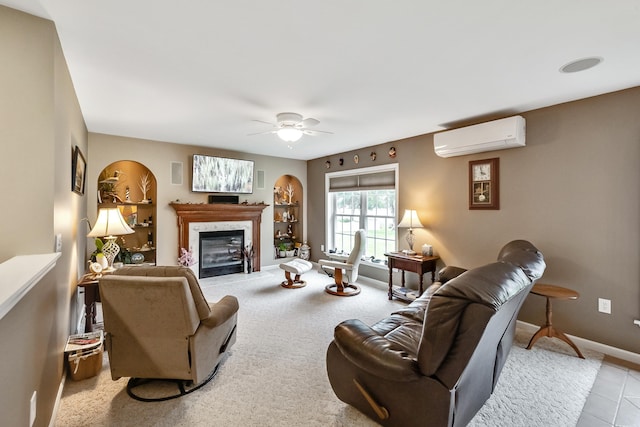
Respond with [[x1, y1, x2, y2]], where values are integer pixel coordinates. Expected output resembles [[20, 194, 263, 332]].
[[319, 229, 366, 296], [99, 266, 238, 401]]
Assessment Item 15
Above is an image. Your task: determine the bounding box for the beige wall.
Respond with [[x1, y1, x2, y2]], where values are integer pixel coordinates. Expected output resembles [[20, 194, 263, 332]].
[[0, 6, 54, 260], [308, 87, 640, 354], [0, 6, 88, 427], [87, 134, 307, 268]]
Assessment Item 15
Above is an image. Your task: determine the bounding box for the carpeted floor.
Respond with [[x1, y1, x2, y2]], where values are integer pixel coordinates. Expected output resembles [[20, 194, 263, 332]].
[[55, 268, 602, 426]]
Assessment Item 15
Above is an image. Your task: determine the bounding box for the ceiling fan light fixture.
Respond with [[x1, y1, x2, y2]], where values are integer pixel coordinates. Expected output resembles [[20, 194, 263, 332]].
[[277, 127, 303, 142]]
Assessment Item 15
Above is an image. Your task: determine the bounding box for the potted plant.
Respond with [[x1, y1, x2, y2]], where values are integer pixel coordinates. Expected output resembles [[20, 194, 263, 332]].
[[278, 242, 287, 258], [91, 238, 109, 269]]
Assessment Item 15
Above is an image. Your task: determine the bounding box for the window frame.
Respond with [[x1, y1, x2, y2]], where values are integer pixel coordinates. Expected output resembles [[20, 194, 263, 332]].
[[325, 163, 399, 264]]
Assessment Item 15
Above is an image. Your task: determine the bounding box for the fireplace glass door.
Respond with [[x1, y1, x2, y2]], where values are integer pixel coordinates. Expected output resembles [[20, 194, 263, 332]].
[[199, 230, 244, 278]]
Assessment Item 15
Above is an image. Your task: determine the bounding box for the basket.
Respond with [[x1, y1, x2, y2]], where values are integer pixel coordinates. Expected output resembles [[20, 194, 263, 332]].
[[68, 345, 103, 381], [66, 330, 104, 381]]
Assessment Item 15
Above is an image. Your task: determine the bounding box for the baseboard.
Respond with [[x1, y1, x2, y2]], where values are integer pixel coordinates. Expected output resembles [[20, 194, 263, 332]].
[[517, 320, 640, 365], [49, 369, 67, 427]]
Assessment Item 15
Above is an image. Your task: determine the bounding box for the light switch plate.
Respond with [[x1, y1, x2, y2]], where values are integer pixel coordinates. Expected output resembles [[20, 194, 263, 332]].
[[598, 298, 611, 314]]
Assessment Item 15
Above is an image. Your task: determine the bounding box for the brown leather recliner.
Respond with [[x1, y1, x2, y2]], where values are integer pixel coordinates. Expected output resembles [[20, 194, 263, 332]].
[[326, 240, 545, 427], [99, 266, 238, 399]]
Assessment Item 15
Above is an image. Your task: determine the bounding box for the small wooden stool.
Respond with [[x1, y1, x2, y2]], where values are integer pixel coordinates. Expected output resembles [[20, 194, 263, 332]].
[[526, 283, 584, 359], [279, 259, 313, 289]]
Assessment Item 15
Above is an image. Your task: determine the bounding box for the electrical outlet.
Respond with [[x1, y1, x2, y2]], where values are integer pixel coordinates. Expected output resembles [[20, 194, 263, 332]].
[[30, 390, 36, 427], [55, 234, 62, 252], [320, 244, 325, 251], [598, 298, 611, 314]]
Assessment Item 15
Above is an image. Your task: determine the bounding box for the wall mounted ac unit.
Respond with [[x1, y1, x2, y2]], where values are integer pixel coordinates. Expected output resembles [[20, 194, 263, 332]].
[[433, 115, 526, 158]]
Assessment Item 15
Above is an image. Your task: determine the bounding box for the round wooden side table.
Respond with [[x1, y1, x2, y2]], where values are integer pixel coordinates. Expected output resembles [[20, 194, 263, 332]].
[[526, 283, 585, 359]]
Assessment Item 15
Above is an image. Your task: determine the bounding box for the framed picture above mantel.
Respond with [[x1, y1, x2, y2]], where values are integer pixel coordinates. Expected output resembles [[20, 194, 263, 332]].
[[469, 157, 499, 210]]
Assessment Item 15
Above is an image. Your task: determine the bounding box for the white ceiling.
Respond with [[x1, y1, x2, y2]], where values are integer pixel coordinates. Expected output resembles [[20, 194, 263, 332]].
[[3, 1, 639, 160]]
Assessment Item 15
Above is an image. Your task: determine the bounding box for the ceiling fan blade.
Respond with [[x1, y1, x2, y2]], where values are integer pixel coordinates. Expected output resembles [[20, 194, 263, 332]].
[[303, 129, 333, 136], [247, 130, 277, 136], [252, 119, 277, 126], [298, 118, 320, 128]]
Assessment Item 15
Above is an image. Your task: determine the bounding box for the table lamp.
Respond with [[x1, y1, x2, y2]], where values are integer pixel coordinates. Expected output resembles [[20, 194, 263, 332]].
[[397, 209, 424, 255], [88, 207, 134, 272]]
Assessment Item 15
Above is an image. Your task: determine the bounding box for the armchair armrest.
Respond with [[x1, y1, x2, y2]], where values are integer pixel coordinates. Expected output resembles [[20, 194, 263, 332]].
[[333, 319, 421, 381], [319, 259, 354, 271], [201, 295, 239, 327]]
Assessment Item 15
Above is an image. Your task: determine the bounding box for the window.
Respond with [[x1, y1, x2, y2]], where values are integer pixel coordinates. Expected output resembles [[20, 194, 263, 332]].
[[326, 165, 398, 261]]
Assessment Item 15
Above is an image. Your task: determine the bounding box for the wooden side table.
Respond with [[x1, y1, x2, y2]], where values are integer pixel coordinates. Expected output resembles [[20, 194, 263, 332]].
[[384, 253, 440, 301], [77, 273, 102, 333], [526, 283, 584, 359]]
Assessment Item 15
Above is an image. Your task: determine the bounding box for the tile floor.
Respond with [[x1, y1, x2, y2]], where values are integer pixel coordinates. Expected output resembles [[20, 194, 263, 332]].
[[577, 356, 640, 427]]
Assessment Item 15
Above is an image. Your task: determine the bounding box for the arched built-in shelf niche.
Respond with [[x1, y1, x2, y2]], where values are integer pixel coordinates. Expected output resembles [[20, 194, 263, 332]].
[[97, 160, 157, 265], [273, 175, 303, 259]]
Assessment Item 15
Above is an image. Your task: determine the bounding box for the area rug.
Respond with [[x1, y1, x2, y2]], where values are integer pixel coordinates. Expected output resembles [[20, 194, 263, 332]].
[[55, 269, 601, 426]]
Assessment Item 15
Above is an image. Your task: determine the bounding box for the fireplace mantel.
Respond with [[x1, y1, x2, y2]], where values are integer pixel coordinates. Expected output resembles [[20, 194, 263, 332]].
[[170, 203, 269, 271]]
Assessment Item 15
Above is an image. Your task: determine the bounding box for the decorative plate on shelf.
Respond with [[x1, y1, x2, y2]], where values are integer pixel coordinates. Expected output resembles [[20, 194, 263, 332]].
[[131, 253, 145, 264]]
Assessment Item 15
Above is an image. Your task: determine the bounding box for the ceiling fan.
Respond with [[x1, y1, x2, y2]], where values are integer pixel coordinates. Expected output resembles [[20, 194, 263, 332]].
[[249, 112, 332, 145]]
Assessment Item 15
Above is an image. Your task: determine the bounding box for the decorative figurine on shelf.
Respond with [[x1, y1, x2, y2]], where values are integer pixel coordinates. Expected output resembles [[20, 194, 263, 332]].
[[287, 223, 293, 236], [274, 186, 283, 204], [98, 169, 123, 203], [282, 211, 288, 222], [299, 241, 310, 260], [139, 173, 151, 203], [178, 247, 195, 267], [285, 183, 294, 204], [125, 186, 131, 202]]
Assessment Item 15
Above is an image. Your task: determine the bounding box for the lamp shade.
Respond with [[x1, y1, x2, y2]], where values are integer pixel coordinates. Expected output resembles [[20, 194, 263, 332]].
[[87, 207, 134, 238], [397, 209, 424, 229]]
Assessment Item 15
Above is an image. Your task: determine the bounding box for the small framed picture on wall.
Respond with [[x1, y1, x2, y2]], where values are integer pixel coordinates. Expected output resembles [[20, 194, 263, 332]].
[[72, 146, 86, 195], [469, 157, 499, 210]]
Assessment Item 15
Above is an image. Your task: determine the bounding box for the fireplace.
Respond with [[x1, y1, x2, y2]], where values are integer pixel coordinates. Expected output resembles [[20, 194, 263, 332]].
[[170, 203, 268, 279], [199, 230, 244, 278]]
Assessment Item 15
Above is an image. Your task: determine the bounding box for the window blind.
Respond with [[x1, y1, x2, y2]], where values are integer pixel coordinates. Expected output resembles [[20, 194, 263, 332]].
[[328, 170, 395, 192]]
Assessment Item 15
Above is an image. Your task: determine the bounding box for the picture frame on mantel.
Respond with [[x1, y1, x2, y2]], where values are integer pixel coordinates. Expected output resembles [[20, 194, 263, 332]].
[[72, 146, 87, 195], [469, 157, 499, 210]]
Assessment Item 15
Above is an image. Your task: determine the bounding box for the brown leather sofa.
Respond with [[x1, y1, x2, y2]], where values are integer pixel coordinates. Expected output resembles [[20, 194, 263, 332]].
[[326, 240, 545, 427], [99, 266, 238, 398]]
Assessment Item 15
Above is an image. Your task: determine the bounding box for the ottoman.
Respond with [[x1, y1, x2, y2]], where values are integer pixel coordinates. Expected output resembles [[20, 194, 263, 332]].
[[279, 259, 313, 288]]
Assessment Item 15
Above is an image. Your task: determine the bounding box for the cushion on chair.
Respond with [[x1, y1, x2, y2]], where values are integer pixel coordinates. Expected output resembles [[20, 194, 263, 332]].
[[279, 259, 313, 275], [114, 266, 211, 321]]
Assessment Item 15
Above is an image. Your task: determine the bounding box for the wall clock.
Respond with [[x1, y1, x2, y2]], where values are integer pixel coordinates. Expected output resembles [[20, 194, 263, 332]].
[[469, 158, 499, 210]]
